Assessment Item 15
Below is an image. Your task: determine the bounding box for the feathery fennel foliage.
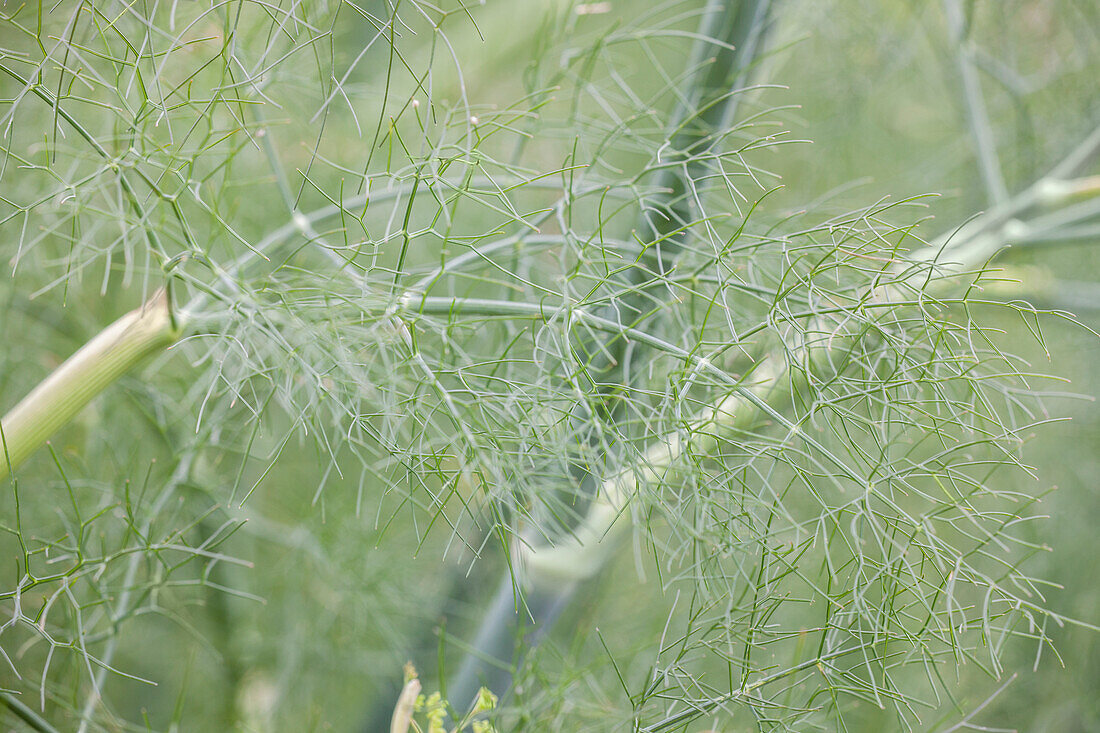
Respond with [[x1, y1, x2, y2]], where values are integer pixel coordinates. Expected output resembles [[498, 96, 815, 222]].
[[0, 0, 1097, 730]]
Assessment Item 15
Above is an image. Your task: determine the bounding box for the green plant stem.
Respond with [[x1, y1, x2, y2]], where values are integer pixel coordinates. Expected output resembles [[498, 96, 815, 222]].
[[1, 291, 181, 480], [0, 691, 62, 733], [443, 0, 778, 710], [943, 0, 1008, 206], [178, 174, 574, 321], [520, 354, 787, 582], [587, 0, 773, 387], [453, 106, 1100, 716], [444, 574, 578, 715], [389, 673, 420, 733], [913, 121, 1100, 269]]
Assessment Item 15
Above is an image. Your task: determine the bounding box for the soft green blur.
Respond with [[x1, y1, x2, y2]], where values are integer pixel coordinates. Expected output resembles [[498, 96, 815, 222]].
[[0, 1, 1097, 731]]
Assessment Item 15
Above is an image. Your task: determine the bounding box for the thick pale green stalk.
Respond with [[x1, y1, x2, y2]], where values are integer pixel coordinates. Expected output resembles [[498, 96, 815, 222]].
[[518, 148, 1100, 583], [0, 291, 181, 480], [443, 0, 779, 711], [522, 355, 788, 583]]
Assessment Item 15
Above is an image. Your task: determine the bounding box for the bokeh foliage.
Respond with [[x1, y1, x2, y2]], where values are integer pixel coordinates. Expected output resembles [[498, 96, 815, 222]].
[[1, 0, 1098, 731]]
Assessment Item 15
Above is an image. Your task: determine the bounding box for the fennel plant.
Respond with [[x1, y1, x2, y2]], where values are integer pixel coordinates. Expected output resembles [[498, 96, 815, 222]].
[[1, 1, 1098, 731]]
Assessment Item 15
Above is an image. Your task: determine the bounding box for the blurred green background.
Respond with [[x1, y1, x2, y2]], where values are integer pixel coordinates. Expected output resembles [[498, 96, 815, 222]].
[[1, 0, 1098, 730]]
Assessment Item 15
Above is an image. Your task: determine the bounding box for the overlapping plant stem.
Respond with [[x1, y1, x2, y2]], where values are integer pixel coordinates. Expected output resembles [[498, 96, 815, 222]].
[[432, 9, 1100, 726], [442, 0, 779, 710], [496, 123, 1100, 732], [2, 1, 1098, 730]]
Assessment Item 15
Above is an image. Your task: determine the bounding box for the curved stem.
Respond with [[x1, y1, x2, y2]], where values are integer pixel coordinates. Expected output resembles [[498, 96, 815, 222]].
[[1, 291, 181, 480], [443, 0, 780, 711]]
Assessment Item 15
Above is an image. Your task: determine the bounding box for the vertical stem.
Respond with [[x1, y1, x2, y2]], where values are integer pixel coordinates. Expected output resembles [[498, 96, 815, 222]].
[[587, 0, 774, 388], [444, 0, 779, 710], [444, 572, 577, 714], [943, 0, 1009, 206]]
